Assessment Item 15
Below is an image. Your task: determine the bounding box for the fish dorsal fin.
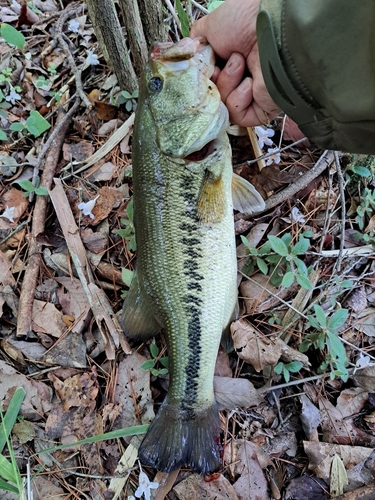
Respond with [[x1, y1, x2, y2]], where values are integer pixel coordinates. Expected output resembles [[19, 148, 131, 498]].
[[197, 172, 226, 224], [232, 173, 265, 214]]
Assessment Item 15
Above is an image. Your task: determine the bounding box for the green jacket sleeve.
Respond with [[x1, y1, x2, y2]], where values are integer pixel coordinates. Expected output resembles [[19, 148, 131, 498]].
[[257, 0, 375, 154]]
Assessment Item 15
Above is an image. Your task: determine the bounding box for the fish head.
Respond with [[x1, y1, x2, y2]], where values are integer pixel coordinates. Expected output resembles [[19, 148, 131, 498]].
[[139, 37, 229, 160]]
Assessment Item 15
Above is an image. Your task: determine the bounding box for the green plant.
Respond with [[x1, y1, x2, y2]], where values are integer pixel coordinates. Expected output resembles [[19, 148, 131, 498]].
[[140, 340, 169, 377], [16, 178, 48, 197], [118, 198, 136, 251], [300, 304, 349, 381], [116, 89, 139, 111], [0, 23, 25, 49], [0, 68, 12, 84], [274, 361, 303, 383], [175, 0, 190, 37], [241, 232, 313, 290], [0, 388, 26, 497], [355, 187, 375, 230]]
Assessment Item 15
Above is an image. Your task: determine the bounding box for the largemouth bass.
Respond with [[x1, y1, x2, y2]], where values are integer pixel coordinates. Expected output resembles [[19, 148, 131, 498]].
[[121, 37, 265, 474]]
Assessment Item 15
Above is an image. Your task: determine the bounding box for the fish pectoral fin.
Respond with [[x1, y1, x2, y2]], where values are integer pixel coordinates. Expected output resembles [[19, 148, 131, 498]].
[[232, 172, 265, 214], [121, 271, 161, 340], [197, 171, 226, 224]]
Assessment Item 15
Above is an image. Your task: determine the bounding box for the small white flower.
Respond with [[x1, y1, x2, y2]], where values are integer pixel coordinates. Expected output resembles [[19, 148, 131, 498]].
[[78, 195, 99, 219], [85, 49, 100, 66], [265, 147, 281, 166], [5, 87, 21, 105], [353, 352, 375, 374], [254, 126, 274, 149], [68, 19, 80, 33], [134, 466, 158, 500], [291, 206, 306, 224], [0, 205, 15, 222]]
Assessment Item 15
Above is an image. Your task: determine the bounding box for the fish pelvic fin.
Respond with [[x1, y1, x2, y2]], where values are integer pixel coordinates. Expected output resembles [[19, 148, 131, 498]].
[[232, 172, 265, 214], [138, 400, 221, 474], [197, 171, 226, 224], [121, 270, 161, 340]]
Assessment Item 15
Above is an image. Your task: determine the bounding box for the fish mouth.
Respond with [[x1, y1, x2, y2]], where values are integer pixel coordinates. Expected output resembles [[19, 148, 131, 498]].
[[184, 139, 216, 162]]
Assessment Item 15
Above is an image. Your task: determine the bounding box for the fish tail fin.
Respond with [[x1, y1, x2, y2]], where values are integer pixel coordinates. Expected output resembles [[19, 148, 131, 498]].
[[139, 401, 221, 474]]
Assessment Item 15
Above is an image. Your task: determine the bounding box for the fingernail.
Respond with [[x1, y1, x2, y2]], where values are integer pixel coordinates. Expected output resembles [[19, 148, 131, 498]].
[[226, 53, 241, 74], [238, 77, 251, 92]]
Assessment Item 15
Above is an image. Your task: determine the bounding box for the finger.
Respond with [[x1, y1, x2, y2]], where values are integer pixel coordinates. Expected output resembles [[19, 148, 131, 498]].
[[215, 52, 245, 103], [225, 77, 267, 127], [190, 16, 208, 40]]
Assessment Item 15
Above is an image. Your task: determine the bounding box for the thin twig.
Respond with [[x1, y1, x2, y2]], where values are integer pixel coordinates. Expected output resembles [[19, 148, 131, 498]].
[[318, 161, 334, 253], [235, 137, 309, 168], [164, 0, 182, 32], [56, 5, 92, 109], [191, 0, 209, 14], [333, 151, 347, 272], [235, 150, 335, 220]]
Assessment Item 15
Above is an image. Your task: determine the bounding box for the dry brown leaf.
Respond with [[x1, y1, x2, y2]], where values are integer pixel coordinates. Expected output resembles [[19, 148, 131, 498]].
[[86, 161, 117, 182], [0, 359, 52, 420], [0, 250, 16, 287], [303, 441, 373, 486], [353, 365, 375, 391], [213, 376, 259, 410], [114, 352, 155, 430], [263, 431, 298, 458], [86, 186, 123, 226], [343, 287, 367, 314], [214, 348, 232, 377], [56, 277, 91, 333], [231, 440, 270, 500], [231, 319, 281, 372], [354, 307, 375, 337], [31, 476, 65, 500], [80, 227, 108, 253], [240, 274, 297, 314], [300, 394, 321, 440], [97, 118, 124, 136], [62, 141, 94, 162], [5, 338, 46, 361], [174, 473, 239, 500], [32, 299, 66, 337], [285, 475, 328, 500], [1, 187, 29, 225], [42, 331, 87, 368]]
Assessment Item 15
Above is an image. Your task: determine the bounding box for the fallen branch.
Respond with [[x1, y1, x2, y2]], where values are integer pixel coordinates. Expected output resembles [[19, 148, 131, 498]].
[[49, 178, 131, 358], [235, 149, 335, 221], [17, 105, 74, 336]]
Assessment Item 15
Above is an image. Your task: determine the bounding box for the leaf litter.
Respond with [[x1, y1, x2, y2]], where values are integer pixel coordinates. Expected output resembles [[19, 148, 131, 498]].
[[1, 2, 375, 499]]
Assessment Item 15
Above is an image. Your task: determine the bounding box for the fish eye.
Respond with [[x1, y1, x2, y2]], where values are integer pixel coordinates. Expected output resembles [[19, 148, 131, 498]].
[[148, 76, 163, 93]]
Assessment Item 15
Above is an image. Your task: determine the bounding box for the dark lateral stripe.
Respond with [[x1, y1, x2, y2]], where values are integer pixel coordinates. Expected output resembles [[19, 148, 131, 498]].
[[178, 172, 204, 413]]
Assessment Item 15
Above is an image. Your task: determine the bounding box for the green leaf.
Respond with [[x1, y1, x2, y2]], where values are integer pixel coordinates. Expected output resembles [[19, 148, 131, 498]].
[[281, 232, 292, 247], [121, 91, 132, 99], [132, 90, 139, 98], [160, 356, 169, 368], [282, 271, 294, 288], [286, 361, 303, 373], [126, 198, 134, 221], [299, 340, 311, 353], [292, 236, 310, 255], [0, 388, 26, 454], [150, 342, 159, 359], [341, 280, 353, 289], [150, 368, 159, 376], [328, 308, 349, 331], [0, 455, 17, 483], [207, 0, 225, 12], [352, 165, 371, 177], [9, 122, 24, 132], [16, 179, 35, 192], [0, 478, 19, 493], [256, 257, 268, 275], [283, 366, 290, 383], [296, 273, 313, 290], [25, 110, 50, 138], [125, 100, 132, 112], [140, 360, 155, 371], [121, 268, 134, 287], [158, 368, 169, 375], [293, 256, 308, 275], [0, 129, 7, 141], [175, 0, 190, 37], [303, 230, 314, 238], [327, 331, 347, 364], [314, 304, 327, 328], [274, 362, 283, 375], [0, 24, 25, 49], [35, 186, 48, 196], [268, 235, 289, 257]]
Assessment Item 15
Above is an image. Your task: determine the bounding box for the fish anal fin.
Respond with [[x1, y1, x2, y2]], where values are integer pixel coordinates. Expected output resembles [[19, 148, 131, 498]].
[[232, 172, 265, 214], [139, 400, 221, 474], [121, 271, 160, 341], [197, 172, 226, 224]]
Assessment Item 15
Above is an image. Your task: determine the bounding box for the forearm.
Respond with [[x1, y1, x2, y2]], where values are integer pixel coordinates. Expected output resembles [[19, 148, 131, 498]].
[[257, 0, 375, 153]]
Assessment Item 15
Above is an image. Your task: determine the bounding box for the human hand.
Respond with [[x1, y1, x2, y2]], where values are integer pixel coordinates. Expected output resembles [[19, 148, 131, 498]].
[[190, 0, 281, 127]]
